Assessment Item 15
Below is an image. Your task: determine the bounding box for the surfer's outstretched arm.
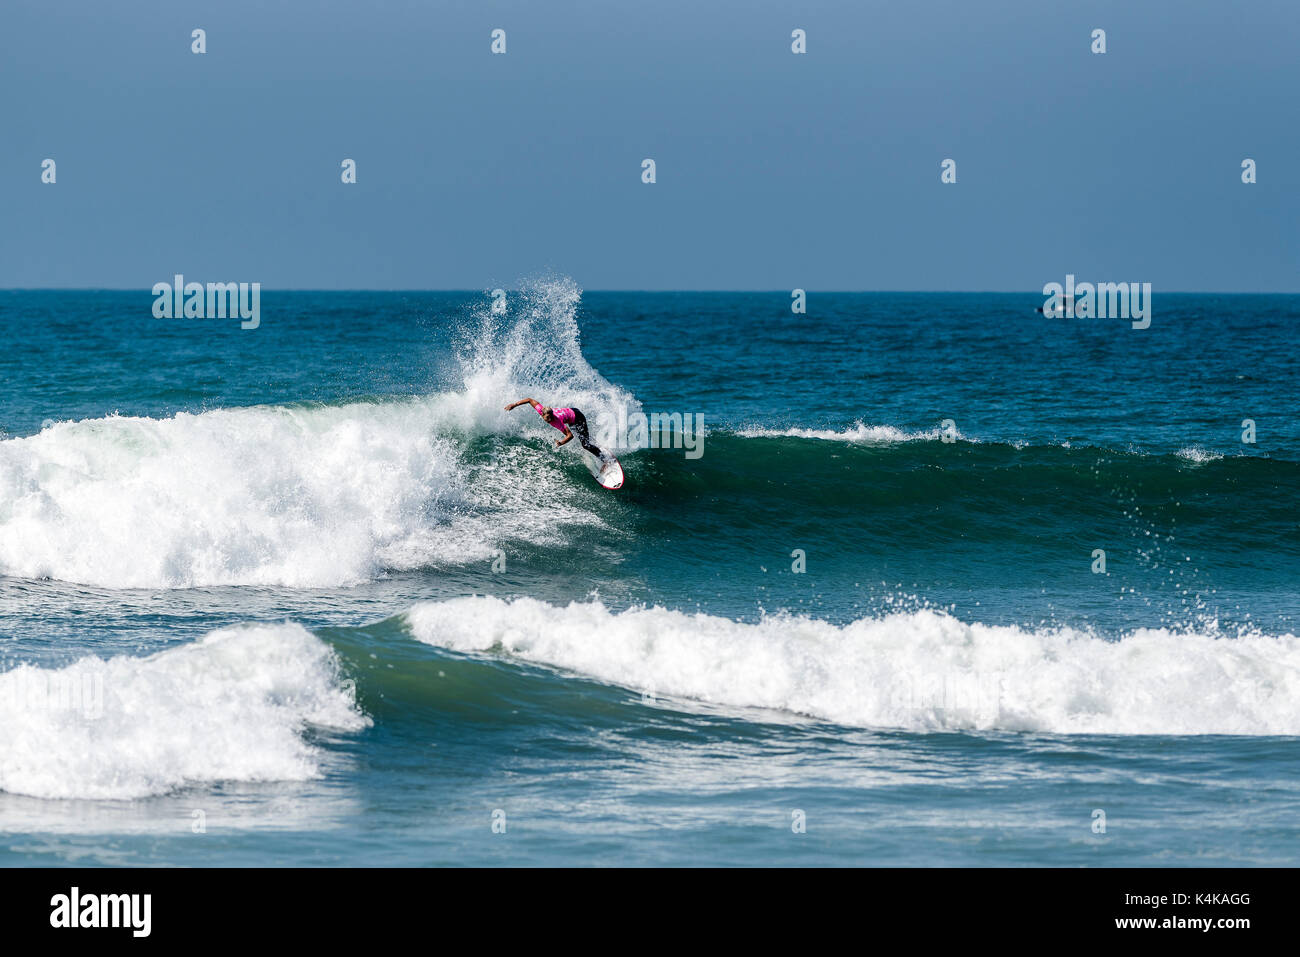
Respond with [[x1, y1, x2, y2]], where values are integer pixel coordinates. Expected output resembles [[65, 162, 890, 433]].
[[504, 398, 540, 411]]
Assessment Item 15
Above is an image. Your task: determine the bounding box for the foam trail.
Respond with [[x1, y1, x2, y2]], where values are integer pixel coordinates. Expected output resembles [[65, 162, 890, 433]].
[[0, 623, 369, 800], [405, 597, 1300, 736]]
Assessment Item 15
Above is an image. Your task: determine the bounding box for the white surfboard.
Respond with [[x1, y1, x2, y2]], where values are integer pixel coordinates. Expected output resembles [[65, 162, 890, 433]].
[[583, 451, 624, 490]]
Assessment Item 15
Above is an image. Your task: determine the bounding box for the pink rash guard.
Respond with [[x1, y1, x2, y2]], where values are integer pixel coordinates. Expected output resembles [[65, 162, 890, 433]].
[[538, 404, 575, 432]]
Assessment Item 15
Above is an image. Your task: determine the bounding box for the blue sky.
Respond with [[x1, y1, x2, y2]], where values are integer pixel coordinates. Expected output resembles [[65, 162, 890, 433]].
[[2, 0, 1296, 290]]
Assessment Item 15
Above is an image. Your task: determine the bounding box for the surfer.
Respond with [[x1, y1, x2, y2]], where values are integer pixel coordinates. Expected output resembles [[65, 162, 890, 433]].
[[505, 398, 607, 460]]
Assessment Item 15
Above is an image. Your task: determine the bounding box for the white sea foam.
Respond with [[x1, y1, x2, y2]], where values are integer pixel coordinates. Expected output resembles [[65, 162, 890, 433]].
[[406, 597, 1300, 736], [0, 278, 627, 588], [0, 623, 369, 800], [737, 421, 966, 443]]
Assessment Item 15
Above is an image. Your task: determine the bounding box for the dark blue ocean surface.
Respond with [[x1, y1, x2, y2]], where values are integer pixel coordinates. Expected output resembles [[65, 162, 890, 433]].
[[0, 283, 1297, 865]]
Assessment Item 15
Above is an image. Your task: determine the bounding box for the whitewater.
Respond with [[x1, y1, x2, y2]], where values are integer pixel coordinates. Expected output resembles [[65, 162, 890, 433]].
[[5, 594, 1298, 804], [0, 279, 638, 588]]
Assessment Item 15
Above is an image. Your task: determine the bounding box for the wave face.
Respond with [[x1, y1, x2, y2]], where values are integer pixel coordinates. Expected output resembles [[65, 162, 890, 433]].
[[0, 623, 369, 800], [405, 596, 1300, 736], [633, 430, 1299, 592], [0, 279, 631, 588]]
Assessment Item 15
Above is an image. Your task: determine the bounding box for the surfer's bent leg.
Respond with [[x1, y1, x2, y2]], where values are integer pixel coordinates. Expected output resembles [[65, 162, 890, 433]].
[[570, 410, 604, 458]]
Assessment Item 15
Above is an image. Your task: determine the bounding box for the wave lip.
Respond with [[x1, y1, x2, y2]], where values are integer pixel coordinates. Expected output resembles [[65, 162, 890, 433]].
[[0, 623, 369, 800], [405, 597, 1300, 736]]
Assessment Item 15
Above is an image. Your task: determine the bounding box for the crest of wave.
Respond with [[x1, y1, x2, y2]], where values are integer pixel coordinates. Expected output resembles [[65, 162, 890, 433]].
[[737, 421, 970, 443], [406, 597, 1300, 736]]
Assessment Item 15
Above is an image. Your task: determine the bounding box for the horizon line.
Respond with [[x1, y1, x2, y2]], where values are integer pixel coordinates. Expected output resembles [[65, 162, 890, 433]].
[[2, 288, 1298, 295]]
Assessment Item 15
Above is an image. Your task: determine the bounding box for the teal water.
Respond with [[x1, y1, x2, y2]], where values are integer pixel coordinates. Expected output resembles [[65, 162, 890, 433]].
[[1, 282, 1298, 865]]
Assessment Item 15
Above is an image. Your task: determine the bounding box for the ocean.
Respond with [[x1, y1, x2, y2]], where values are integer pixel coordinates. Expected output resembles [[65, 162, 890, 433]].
[[1, 280, 1297, 866]]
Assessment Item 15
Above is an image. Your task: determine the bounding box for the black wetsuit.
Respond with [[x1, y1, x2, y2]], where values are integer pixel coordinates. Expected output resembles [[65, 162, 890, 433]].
[[568, 409, 604, 458]]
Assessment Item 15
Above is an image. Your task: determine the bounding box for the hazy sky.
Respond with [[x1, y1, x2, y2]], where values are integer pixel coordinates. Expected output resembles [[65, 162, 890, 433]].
[[2, 0, 1296, 290]]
